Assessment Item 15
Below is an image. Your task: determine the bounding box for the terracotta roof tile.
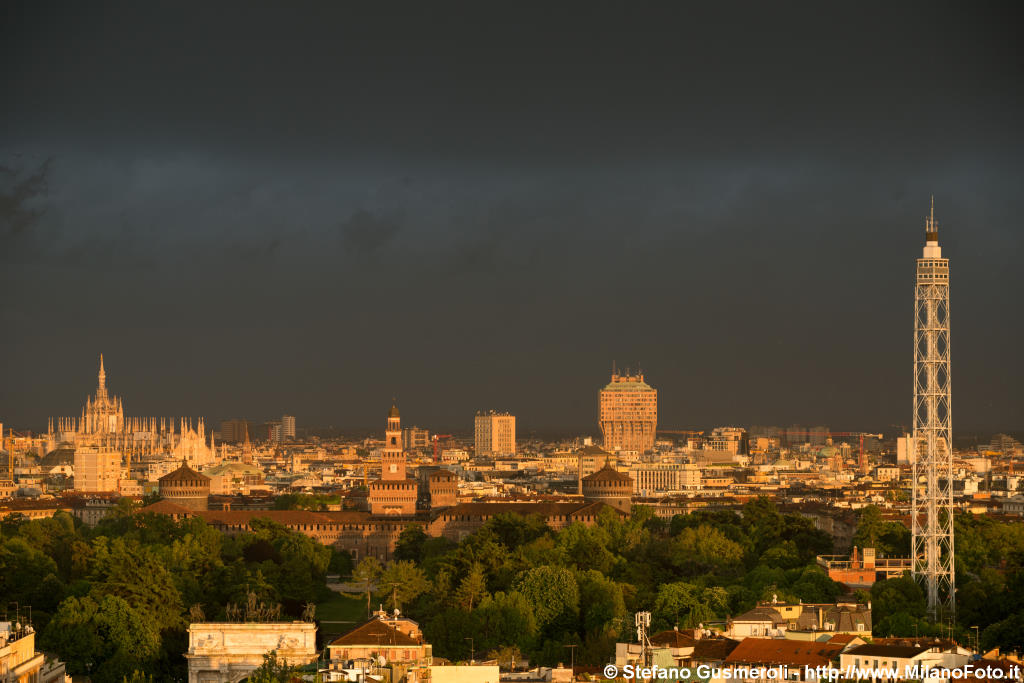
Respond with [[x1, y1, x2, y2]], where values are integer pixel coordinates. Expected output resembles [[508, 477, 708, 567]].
[[726, 638, 842, 667], [329, 619, 421, 647]]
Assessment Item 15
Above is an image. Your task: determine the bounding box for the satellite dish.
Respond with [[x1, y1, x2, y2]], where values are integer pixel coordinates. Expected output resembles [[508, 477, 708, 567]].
[[377, 655, 387, 667], [394, 608, 401, 617]]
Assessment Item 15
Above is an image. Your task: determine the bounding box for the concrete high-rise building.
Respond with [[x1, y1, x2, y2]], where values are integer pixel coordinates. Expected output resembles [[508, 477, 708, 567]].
[[219, 419, 250, 444], [281, 415, 296, 440], [911, 198, 954, 619], [474, 411, 516, 457], [73, 446, 122, 492], [599, 368, 657, 454]]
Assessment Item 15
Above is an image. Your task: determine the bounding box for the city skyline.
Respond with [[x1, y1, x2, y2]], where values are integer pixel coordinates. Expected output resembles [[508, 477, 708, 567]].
[[2, 4, 1022, 432]]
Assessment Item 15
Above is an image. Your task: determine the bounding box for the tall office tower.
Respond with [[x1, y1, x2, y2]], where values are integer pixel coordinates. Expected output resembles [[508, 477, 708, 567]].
[[474, 411, 516, 456], [281, 415, 296, 440], [219, 419, 249, 443], [911, 198, 954, 619], [599, 368, 657, 454]]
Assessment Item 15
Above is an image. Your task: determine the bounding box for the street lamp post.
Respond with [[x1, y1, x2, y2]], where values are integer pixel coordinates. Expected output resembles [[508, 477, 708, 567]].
[[564, 644, 578, 673]]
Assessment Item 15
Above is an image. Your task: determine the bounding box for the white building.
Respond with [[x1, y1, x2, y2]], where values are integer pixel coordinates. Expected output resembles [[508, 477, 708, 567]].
[[185, 621, 317, 683], [631, 463, 701, 495], [281, 415, 296, 440]]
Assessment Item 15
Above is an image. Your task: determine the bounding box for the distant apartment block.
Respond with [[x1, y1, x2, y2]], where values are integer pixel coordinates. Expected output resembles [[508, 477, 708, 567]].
[[73, 446, 121, 492], [403, 426, 430, 450], [599, 369, 657, 454], [268, 421, 283, 443], [281, 414, 296, 440], [475, 411, 516, 456], [218, 419, 250, 443], [706, 426, 748, 455]]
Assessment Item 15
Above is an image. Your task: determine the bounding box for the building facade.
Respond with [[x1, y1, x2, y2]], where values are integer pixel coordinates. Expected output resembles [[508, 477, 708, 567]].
[[599, 370, 657, 454], [281, 415, 296, 440], [185, 622, 317, 683], [72, 446, 122, 492], [402, 427, 430, 451], [474, 411, 516, 457]]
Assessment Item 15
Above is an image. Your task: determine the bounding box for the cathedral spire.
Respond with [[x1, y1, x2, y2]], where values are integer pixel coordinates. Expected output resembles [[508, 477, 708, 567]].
[[97, 353, 107, 397]]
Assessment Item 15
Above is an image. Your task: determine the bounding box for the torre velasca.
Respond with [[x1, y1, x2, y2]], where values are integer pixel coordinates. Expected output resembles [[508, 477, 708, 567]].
[[599, 368, 657, 455]]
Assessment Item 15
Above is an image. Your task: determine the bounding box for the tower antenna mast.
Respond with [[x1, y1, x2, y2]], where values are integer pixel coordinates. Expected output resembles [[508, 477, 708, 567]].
[[911, 197, 955, 619]]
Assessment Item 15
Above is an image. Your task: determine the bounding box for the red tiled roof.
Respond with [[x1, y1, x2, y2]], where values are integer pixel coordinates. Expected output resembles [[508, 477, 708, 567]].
[[196, 509, 373, 527], [583, 463, 633, 483], [726, 638, 842, 667], [440, 501, 614, 518], [651, 630, 698, 648], [329, 618, 421, 647], [159, 462, 211, 484], [139, 500, 193, 516]]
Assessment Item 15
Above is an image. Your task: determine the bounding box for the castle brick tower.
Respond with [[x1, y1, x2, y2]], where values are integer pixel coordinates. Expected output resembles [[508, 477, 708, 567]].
[[369, 402, 417, 515]]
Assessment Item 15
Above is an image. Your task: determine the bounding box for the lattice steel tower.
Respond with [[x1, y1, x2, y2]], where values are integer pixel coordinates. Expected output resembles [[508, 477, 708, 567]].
[[911, 197, 954, 619]]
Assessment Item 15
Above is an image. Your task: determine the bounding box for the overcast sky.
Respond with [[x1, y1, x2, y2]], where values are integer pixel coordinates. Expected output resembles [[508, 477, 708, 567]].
[[2, 2, 1021, 435]]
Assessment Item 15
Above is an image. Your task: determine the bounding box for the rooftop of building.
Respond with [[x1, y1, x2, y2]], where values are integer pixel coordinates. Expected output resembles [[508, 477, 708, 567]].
[[726, 638, 843, 667], [582, 462, 633, 484], [845, 643, 933, 658], [159, 462, 211, 484], [329, 617, 421, 648], [601, 375, 655, 392]]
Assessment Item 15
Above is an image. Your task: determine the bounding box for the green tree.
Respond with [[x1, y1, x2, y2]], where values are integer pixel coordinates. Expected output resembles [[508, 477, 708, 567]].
[[476, 591, 538, 652], [484, 513, 551, 549], [352, 556, 383, 614], [394, 524, 429, 563], [42, 594, 161, 682], [89, 538, 184, 633], [247, 650, 300, 683], [455, 562, 489, 610], [870, 575, 926, 626], [577, 570, 627, 636], [514, 566, 579, 633], [379, 560, 431, 609], [669, 525, 744, 575]]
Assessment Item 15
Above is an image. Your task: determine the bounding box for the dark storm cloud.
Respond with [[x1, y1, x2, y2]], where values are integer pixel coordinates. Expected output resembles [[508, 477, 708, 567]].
[[339, 210, 402, 261], [0, 158, 51, 260], [0, 1, 1021, 434]]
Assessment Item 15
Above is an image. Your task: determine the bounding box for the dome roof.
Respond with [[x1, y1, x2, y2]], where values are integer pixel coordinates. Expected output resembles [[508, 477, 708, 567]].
[[583, 462, 632, 484], [159, 461, 210, 485], [41, 446, 75, 468], [388, 403, 400, 418]]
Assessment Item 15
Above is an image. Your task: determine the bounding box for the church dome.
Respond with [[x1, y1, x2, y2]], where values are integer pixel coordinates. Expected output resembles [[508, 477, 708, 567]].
[[388, 403, 401, 418]]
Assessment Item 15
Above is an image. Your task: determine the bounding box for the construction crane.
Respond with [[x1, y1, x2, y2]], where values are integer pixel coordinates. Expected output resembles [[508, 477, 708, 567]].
[[774, 430, 883, 473], [432, 434, 453, 461]]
